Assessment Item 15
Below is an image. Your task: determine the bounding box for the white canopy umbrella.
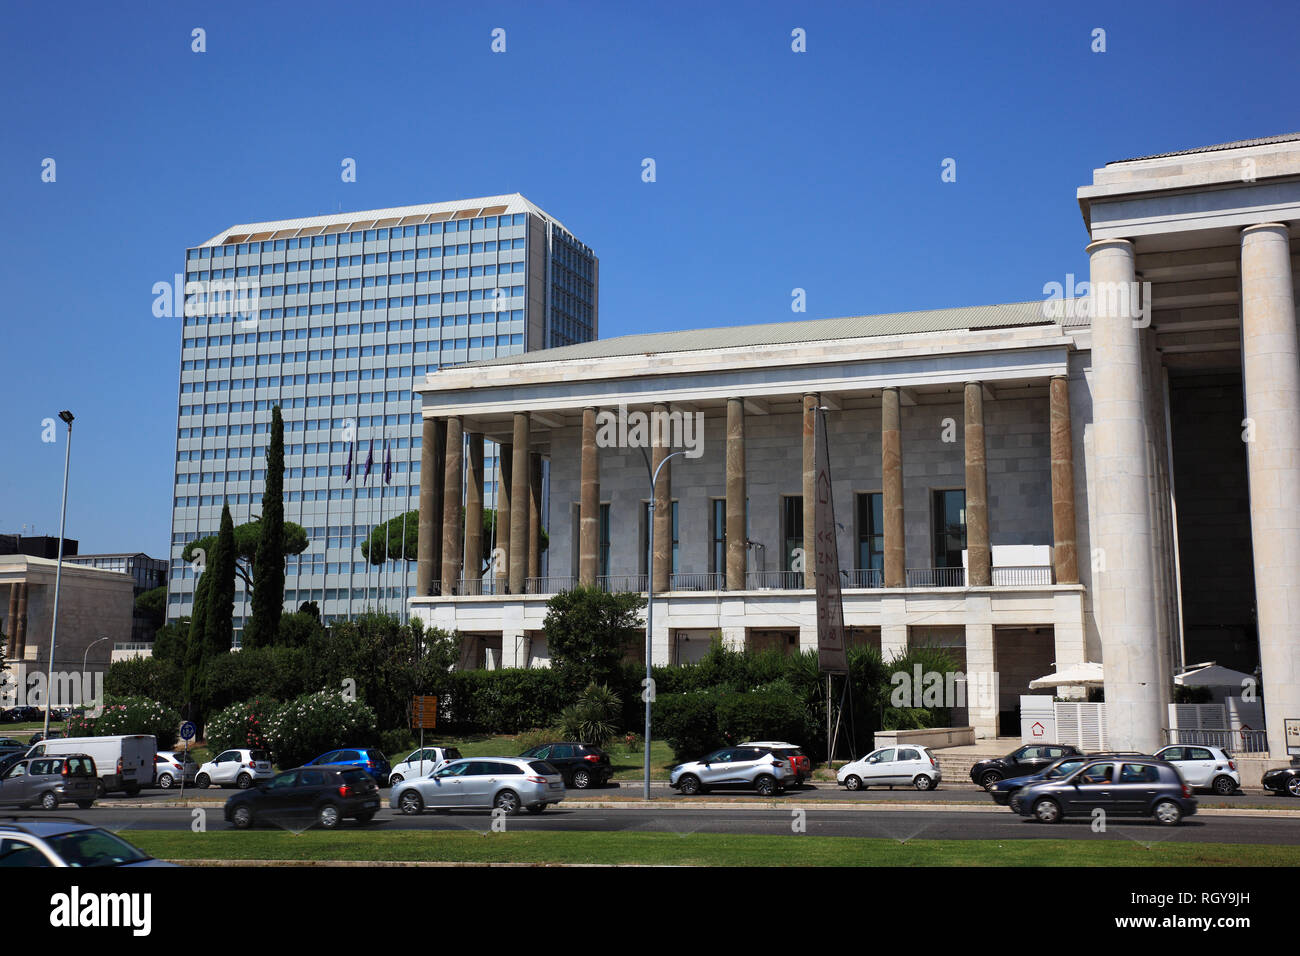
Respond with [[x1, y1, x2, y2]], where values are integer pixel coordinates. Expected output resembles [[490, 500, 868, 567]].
[[1028, 661, 1104, 689], [1173, 662, 1256, 688]]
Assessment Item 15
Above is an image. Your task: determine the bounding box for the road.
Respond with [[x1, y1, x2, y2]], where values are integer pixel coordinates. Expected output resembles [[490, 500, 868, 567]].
[[71, 803, 1300, 845]]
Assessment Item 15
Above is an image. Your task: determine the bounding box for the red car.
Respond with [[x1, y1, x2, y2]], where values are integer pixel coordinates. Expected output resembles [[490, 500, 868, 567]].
[[742, 741, 811, 785]]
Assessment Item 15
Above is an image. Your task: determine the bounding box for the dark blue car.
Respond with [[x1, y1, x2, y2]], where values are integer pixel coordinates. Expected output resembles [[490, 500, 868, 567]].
[[301, 748, 392, 786]]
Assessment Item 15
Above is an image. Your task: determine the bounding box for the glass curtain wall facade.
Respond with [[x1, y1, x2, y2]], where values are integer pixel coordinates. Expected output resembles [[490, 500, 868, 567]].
[[166, 196, 597, 638]]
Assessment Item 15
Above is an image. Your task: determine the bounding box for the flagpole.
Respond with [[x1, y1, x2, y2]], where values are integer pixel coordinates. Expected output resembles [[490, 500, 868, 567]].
[[346, 435, 356, 623], [383, 429, 392, 617]]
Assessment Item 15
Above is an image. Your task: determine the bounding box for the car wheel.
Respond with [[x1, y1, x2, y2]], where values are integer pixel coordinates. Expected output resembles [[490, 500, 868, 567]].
[[232, 805, 253, 829], [356, 811, 375, 823], [317, 803, 341, 829], [95, 779, 106, 798], [157, 773, 174, 790], [526, 803, 547, 814], [981, 771, 1002, 790], [196, 773, 211, 789], [572, 768, 592, 789], [754, 774, 777, 797], [1033, 797, 1062, 824], [678, 773, 702, 796], [1153, 799, 1183, 826], [844, 774, 862, 791], [494, 789, 521, 815], [1287, 776, 1300, 798], [1212, 775, 1236, 796], [390, 774, 404, 786], [913, 774, 932, 792], [76, 801, 93, 810], [399, 790, 424, 815], [236, 773, 252, 789], [40, 791, 58, 811], [124, 784, 141, 797]]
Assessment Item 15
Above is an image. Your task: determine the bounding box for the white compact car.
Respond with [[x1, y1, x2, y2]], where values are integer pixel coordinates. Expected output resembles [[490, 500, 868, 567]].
[[195, 749, 274, 789], [389, 746, 462, 786], [1153, 745, 1240, 794], [837, 745, 941, 791]]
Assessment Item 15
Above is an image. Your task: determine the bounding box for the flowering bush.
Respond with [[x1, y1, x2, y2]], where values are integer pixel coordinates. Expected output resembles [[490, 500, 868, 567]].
[[266, 691, 378, 770], [204, 698, 278, 756], [64, 695, 181, 747]]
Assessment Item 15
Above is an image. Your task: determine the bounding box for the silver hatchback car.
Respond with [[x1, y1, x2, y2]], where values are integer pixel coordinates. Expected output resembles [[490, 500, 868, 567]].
[[390, 757, 565, 815]]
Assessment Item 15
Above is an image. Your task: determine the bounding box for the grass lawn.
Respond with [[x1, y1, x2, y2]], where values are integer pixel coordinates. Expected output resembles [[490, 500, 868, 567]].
[[128, 828, 1300, 867]]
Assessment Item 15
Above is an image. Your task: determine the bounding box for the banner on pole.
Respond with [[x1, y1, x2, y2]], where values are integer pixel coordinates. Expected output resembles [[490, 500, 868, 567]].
[[814, 409, 849, 675]]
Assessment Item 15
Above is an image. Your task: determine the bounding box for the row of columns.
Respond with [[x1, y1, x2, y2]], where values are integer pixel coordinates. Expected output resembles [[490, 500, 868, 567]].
[[4, 583, 29, 661], [414, 413, 543, 596]]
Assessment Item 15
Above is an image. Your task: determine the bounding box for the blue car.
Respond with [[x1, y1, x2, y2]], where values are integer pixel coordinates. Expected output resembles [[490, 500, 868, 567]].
[[301, 748, 392, 786]]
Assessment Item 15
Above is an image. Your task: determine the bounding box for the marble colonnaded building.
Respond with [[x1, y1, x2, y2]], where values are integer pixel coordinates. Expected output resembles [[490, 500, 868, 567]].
[[409, 133, 1300, 758]]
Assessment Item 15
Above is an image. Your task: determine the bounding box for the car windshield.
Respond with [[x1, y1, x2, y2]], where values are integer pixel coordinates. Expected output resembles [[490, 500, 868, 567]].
[[45, 829, 151, 867], [1045, 759, 1085, 778]]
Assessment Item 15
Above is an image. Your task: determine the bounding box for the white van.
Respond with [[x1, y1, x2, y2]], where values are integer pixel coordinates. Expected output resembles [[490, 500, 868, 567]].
[[27, 735, 156, 796]]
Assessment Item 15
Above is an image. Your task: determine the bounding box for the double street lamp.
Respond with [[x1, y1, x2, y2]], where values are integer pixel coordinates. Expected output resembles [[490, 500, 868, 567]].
[[44, 410, 75, 740]]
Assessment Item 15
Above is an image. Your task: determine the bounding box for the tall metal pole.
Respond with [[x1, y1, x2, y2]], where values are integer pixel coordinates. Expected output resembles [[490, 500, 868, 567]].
[[44, 411, 74, 740], [644, 449, 686, 801]]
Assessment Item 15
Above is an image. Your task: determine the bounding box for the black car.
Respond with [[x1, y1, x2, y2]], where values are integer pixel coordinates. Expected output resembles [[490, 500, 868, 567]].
[[0, 738, 28, 759], [5, 707, 42, 724], [518, 742, 612, 789], [969, 744, 1082, 789], [1262, 766, 1300, 798], [224, 766, 381, 830]]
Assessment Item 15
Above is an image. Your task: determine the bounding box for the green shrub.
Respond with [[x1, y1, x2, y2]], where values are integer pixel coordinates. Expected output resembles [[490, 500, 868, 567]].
[[558, 683, 622, 748], [204, 698, 277, 754], [715, 679, 816, 747], [654, 690, 724, 761], [378, 728, 414, 756], [266, 691, 378, 770], [64, 695, 181, 747], [202, 646, 310, 715], [515, 727, 561, 752], [442, 668, 570, 733], [105, 657, 183, 707]]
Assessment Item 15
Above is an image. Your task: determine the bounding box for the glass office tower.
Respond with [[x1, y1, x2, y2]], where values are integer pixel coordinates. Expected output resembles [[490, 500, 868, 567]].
[[166, 195, 597, 637]]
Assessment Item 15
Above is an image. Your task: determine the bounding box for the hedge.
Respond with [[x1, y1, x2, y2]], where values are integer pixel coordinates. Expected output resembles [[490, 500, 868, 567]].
[[265, 691, 378, 770], [440, 668, 572, 734]]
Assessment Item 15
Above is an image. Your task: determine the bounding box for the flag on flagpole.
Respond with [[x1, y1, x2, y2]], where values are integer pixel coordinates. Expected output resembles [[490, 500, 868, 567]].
[[383, 439, 392, 485], [364, 439, 374, 484], [344, 440, 354, 481]]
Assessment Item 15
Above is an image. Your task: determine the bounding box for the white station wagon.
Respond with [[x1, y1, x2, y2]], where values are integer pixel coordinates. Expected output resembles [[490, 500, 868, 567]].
[[837, 745, 941, 791]]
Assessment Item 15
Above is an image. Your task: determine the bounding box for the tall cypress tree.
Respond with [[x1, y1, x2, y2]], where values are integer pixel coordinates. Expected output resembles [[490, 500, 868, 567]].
[[182, 561, 212, 716], [205, 503, 237, 655], [246, 405, 286, 647]]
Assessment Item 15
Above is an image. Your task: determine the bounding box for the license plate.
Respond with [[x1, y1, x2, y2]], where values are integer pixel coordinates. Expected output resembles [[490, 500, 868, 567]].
[[549, 782, 562, 789], [365, 800, 378, 808]]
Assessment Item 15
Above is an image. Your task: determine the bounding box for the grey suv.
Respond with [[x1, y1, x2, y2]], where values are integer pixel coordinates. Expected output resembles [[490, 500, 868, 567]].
[[670, 746, 795, 796], [0, 755, 98, 811], [1014, 757, 1197, 826]]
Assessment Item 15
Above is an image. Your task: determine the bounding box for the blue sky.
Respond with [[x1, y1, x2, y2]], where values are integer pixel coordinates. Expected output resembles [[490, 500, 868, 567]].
[[1, 0, 1296, 556]]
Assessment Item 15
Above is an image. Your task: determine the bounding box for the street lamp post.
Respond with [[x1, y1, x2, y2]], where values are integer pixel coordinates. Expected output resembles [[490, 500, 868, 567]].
[[44, 410, 74, 740], [643, 448, 687, 800], [82, 636, 109, 679]]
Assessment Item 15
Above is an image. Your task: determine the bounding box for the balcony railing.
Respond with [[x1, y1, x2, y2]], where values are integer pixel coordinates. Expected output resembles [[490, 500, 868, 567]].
[[745, 570, 805, 590], [668, 572, 725, 591], [1163, 728, 1270, 754], [525, 576, 575, 594], [906, 567, 967, 588], [842, 568, 884, 588], [597, 574, 647, 593]]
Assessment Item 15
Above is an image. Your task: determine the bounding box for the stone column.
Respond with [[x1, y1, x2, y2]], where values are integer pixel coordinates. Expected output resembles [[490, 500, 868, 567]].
[[882, 388, 905, 588], [5, 584, 17, 653], [579, 407, 600, 586], [14, 583, 28, 661], [440, 416, 464, 596], [652, 402, 672, 593], [1240, 223, 1300, 759], [1049, 376, 1079, 584], [528, 453, 543, 581], [964, 616, 999, 739], [964, 383, 991, 587], [801, 393, 819, 588], [496, 442, 512, 593], [416, 418, 445, 596], [510, 413, 530, 595], [1088, 237, 1161, 753], [726, 398, 747, 591], [464, 432, 484, 591]]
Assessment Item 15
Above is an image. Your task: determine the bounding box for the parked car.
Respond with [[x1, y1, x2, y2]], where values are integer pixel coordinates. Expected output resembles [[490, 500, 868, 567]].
[[0, 818, 175, 867], [28, 735, 155, 796], [225, 766, 381, 830], [0, 754, 98, 810], [1261, 765, 1300, 797], [28, 731, 63, 745], [301, 748, 392, 786], [153, 751, 199, 789], [4, 706, 43, 724], [1152, 745, 1240, 795], [391, 757, 565, 815], [997, 752, 1149, 810], [670, 746, 795, 796], [0, 737, 27, 758], [969, 744, 1082, 789], [196, 749, 274, 789], [389, 746, 461, 785], [741, 741, 812, 785], [838, 745, 941, 791], [517, 742, 612, 789], [1014, 757, 1197, 825]]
